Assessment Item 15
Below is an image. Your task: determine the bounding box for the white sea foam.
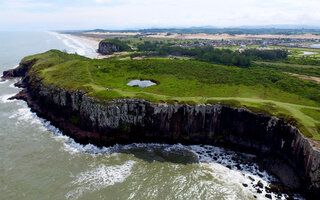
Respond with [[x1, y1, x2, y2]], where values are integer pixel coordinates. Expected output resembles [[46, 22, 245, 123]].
[[65, 160, 136, 200], [0, 93, 17, 103], [8, 107, 44, 127], [9, 82, 18, 88], [0, 79, 9, 84]]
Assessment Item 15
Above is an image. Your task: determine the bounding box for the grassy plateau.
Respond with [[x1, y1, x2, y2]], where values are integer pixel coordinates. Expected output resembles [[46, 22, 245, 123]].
[[22, 49, 320, 140]]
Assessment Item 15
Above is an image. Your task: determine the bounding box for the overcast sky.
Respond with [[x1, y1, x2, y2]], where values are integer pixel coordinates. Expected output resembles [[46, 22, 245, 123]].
[[1, 0, 320, 30]]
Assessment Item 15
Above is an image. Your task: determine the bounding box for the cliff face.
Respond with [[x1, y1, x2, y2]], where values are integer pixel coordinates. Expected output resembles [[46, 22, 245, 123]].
[[1, 59, 36, 79], [98, 41, 125, 55], [98, 42, 119, 55], [2, 62, 320, 197]]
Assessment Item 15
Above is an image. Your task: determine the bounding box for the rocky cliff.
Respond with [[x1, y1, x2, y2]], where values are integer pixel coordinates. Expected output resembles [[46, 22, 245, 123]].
[[1, 59, 36, 79], [2, 61, 320, 198], [97, 39, 131, 55]]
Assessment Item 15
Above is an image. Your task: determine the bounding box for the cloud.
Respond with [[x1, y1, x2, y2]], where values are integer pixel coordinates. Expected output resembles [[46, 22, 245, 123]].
[[0, 0, 319, 30]]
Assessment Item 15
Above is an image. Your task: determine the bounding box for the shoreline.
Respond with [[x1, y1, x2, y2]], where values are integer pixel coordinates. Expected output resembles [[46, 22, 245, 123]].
[[54, 32, 114, 59]]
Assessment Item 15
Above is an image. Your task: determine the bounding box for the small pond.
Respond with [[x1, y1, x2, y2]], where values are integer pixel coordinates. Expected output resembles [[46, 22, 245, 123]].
[[299, 51, 317, 55], [310, 44, 320, 49], [127, 80, 157, 88]]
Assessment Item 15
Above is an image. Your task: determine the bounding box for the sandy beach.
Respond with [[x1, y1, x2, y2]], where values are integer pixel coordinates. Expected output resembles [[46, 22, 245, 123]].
[[62, 34, 100, 51], [60, 33, 117, 59]]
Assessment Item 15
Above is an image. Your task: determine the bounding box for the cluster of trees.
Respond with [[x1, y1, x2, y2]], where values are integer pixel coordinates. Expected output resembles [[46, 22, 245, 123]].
[[136, 41, 294, 67], [243, 49, 288, 60], [137, 41, 251, 67], [194, 47, 251, 67]]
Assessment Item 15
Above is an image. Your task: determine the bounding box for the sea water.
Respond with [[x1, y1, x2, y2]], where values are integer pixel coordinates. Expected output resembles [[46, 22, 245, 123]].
[[0, 31, 303, 200]]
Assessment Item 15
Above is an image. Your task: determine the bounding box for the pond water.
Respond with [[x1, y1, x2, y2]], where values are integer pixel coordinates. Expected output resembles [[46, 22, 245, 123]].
[[127, 80, 157, 88], [299, 51, 317, 55], [310, 44, 320, 49]]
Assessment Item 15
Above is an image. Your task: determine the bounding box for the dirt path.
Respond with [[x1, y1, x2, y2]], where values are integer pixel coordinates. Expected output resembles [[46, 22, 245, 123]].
[[86, 63, 95, 84], [286, 72, 320, 83]]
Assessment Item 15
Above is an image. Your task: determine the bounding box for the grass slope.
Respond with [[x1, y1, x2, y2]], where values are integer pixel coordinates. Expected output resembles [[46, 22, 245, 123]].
[[23, 50, 320, 140]]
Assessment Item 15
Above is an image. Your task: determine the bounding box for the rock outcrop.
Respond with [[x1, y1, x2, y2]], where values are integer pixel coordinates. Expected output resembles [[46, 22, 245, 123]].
[[97, 39, 131, 55], [2, 61, 320, 198], [1, 59, 36, 79]]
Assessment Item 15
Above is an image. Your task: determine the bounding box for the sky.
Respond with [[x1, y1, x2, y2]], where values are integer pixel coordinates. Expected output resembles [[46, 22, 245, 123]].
[[0, 0, 320, 30]]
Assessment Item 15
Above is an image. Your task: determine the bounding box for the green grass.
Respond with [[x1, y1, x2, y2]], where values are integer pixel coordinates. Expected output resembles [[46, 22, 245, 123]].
[[316, 123, 320, 134], [21, 49, 320, 140], [255, 61, 320, 78], [300, 108, 320, 121]]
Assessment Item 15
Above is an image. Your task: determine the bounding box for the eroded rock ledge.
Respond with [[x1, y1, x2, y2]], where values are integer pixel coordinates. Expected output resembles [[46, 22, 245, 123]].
[[2, 60, 320, 198]]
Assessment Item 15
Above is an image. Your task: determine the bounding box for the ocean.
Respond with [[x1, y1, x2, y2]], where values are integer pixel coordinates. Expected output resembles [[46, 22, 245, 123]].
[[0, 31, 301, 200]]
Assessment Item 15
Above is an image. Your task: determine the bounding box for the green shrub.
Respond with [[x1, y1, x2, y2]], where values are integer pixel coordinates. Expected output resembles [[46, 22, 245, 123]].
[[206, 99, 241, 108], [246, 106, 272, 116], [206, 99, 220, 105], [165, 99, 179, 104], [179, 100, 197, 106], [276, 113, 313, 137], [297, 125, 313, 138], [221, 100, 241, 108], [316, 123, 320, 134], [276, 113, 299, 126]]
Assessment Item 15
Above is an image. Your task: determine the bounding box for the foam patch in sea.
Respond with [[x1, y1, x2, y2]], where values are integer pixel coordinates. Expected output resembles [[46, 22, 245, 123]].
[[0, 79, 9, 84], [65, 160, 136, 200], [0, 93, 17, 103], [8, 105, 45, 128]]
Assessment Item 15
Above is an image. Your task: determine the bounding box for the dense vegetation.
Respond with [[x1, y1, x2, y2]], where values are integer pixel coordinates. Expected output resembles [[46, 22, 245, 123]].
[[136, 41, 294, 67], [243, 49, 288, 61], [137, 42, 252, 67], [22, 50, 320, 140], [284, 57, 320, 66]]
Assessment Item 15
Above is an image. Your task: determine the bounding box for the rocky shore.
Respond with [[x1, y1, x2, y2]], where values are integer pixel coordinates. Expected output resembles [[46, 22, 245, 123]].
[[2, 59, 320, 199]]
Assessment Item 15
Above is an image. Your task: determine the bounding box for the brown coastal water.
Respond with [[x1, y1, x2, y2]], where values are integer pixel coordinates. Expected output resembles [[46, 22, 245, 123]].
[[0, 31, 303, 200]]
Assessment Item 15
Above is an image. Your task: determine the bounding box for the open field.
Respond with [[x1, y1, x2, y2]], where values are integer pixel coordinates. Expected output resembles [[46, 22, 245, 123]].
[[22, 50, 320, 140]]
